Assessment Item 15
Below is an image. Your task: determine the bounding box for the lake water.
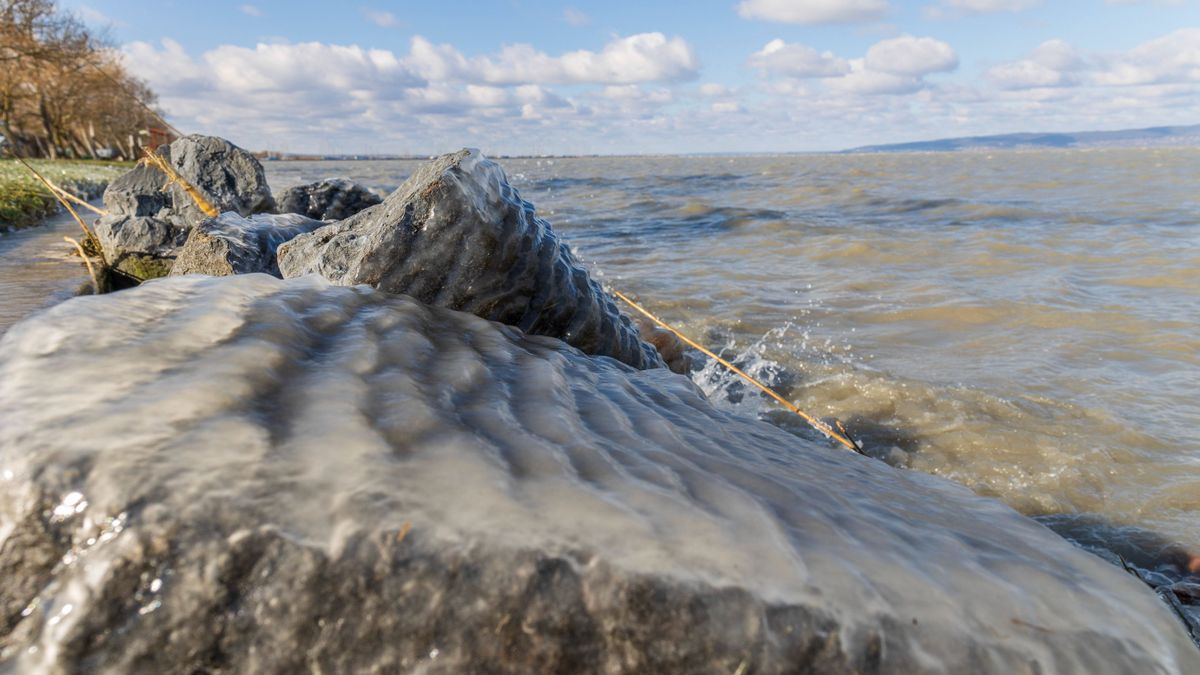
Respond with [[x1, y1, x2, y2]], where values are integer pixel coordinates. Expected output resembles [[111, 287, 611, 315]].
[[2, 148, 1197, 582]]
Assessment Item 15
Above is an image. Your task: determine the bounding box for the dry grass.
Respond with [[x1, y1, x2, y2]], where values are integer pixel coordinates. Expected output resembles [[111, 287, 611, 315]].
[[15, 157, 105, 250], [63, 236, 101, 294], [0, 158, 127, 229]]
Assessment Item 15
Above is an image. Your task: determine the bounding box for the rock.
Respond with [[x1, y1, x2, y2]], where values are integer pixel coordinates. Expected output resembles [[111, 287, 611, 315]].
[[634, 316, 693, 375], [96, 135, 277, 281], [170, 213, 325, 278], [1, 274, 1196, 674], [103, 135, 275, 226], [278, 150, 664, 370], [92, 214, 189, 281], [275, 178, 383, 221]]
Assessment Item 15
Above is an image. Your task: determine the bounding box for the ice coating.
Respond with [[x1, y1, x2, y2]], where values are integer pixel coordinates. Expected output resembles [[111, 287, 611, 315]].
[[277, 149, 665, 370], [170, 212, 325, 277], [0, 275, 1197, 673]]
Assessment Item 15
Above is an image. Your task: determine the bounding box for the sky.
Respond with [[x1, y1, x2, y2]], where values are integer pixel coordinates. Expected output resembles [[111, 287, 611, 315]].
[[63, 0, 1200, 155]]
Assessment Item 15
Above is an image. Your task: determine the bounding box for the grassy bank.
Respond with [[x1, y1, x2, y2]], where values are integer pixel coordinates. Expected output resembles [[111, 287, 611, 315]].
[[0, 159, 132, 230]]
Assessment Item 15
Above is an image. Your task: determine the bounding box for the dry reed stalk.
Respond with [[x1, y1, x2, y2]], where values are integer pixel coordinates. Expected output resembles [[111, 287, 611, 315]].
[[46, 179, 109, 216], [613, 289, 863, 454], [16, 157, 107, 266], [64, 236, 101, 294], [142, 149, 219, 217]]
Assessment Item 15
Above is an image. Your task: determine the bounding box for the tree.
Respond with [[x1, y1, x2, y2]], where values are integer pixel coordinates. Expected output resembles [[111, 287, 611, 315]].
[[0, 0, 172, 159]]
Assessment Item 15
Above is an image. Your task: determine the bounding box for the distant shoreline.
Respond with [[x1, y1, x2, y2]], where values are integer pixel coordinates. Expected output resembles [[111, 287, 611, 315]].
[[255, 143, 1200, 162]]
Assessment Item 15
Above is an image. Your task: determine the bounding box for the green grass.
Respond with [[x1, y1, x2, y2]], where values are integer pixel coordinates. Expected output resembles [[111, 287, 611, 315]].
[[0, 159, 132, 230]]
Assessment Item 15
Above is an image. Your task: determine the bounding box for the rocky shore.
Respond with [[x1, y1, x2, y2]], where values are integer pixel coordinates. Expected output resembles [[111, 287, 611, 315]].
[[1, 135, 1198, 673]]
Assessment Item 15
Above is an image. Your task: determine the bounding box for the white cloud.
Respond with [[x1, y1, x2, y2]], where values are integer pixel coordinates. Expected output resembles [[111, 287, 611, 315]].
[[599, 85, 673, 104], [363, 8, 401, 28], [202, 42, 417, 94], [562, 7, 591, 26], [988, 30, 1200, 90], [1091, 28, 1200, 86], [118, 34, 697, 153], [77, 5, 125, 27], [406, 33, 698, 85], [864, 35, 958, 76], [115, 26, 1200, 155], [931, 0, 1039, 15], [749, 39, 850, 78], [238, 4, 262, 17], [829, 61, 924, 94], [737, 0, 889, 25], [749, 35, 956, 96], [988, 40, 1081, 89]]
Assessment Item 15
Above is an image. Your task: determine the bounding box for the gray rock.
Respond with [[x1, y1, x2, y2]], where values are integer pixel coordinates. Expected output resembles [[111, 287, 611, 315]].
[[170, 212, 325, 278], [0, 274, 1196, 674], [96, 135, 277, 280], [635, 316, 693, 375], [92, 214, 189, 281], [278, 149, 664, 370], [274, 178, 383, 221], [103, 135, 275, 226]]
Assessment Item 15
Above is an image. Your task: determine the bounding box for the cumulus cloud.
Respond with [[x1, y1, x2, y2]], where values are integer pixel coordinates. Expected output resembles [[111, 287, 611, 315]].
[[711, 101, 744, 113], [749, 39, 851, 77], [562, 7, 591, 26], [406, 33, 698, 85], [864, 35, 958, 76], [737, 0, 889, 25], [988, 39, 1082, 89], [749, 35, 957, 96], [929, 0, 1039, 16], [202, 42, 418, 94], [828, 62, 925, 94], [238, 4, 262, 17], [114, 23, 1200, 155], [988, 29, 1200, 90], [1091, 28, 1200, 86], [118, 33, 701, 153], [363, 8, 401, 28], [77, 5, 125, 27]]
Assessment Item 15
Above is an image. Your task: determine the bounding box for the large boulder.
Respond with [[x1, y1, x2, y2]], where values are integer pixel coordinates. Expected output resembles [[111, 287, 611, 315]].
[[278, 150, 664, 370], [92, 214, 189, 281], [103, 135, 275, 225], [275, 178, 383, 221], [170, 213, 325, 278], [96, 135, 276, 280], [0, 275, 1196, 673]]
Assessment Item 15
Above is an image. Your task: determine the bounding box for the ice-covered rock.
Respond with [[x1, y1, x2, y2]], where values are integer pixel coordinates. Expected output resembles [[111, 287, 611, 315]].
[[170, 213, 325, 278], [0, 275, 1196, 674], [277, 149, 664, 370], [96, 135, 276, 280], [274, 177, 383, 221]]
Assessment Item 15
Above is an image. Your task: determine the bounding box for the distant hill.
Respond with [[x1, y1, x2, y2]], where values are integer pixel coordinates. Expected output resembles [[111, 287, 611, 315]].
[[844, 124, 1200, 153]]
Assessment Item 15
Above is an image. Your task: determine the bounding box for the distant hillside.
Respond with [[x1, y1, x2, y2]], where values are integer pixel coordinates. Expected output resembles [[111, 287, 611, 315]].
[[845, 124, 1200, 153]]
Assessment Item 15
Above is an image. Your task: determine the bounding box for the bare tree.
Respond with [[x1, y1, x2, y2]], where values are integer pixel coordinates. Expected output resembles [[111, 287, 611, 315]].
[[0, 0, 172, 159]]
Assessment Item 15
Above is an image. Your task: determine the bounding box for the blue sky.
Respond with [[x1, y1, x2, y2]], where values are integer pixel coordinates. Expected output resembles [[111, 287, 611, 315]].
[[65, 0, 1200, 154]]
